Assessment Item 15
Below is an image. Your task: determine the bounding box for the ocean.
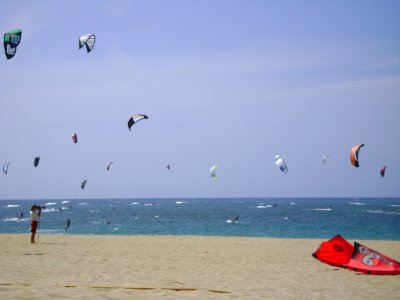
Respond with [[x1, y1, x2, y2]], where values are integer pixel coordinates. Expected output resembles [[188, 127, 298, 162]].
[[1, 198, 399, 240]]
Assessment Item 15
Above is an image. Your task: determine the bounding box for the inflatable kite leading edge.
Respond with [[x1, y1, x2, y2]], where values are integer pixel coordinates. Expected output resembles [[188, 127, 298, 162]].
[[312, 235, 400, 275]]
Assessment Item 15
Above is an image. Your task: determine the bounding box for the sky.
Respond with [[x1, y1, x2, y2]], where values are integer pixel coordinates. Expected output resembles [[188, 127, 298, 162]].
[[0, 0, 399, 199]]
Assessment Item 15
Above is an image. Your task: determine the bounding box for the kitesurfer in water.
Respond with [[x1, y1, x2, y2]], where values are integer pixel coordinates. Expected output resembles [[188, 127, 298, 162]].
[[19, 211, 24, 219], [64, 218, 71, 230], [30, 205, 42, 243], [232, 214, 239, 223]]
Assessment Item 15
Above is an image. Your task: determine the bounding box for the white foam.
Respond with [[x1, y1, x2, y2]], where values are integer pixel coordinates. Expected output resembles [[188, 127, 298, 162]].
[[4, 217, 28, 222], [176, 201, 188, 204], [131, 202, 140, 205], [78, 202, 88, 205], [5, 204, 20, 208], [45, 202, 57, 206], [42, 208, 58, 213], [366, 210, 400, 215], [257, 205, 273, 209], [226, 220, 244, 224], [309, 208, 333, 211], [61, 201, 70, 204], [3, 217, 19, 222], [349, 202, 366, 206]]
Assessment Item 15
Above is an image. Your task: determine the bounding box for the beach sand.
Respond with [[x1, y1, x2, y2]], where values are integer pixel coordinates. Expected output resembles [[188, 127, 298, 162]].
[[0, 234, 399, 299]]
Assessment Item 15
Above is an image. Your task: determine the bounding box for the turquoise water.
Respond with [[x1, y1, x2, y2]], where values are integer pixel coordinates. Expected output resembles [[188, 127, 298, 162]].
[[1, 198, 399, 240]]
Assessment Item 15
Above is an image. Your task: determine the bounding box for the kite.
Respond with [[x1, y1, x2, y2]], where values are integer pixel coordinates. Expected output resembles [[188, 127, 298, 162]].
[[313, 235, 400, 275], [322, 154, 330, 163], [128, 114, 148, 131], [4, 29, 22, 60], [165, 164, 171, 170], [380, 166, 386, 177], [72, 133, 78, 143], [79, 34, 95, 53], [350, 144, 364, 167], [3, 162, 10, 175], [34, 157, 40, 167], [81, 180, 87, 189], [106, 162, 113, 170], [210, 165, 219, 179], [275, 155, 288, 174]]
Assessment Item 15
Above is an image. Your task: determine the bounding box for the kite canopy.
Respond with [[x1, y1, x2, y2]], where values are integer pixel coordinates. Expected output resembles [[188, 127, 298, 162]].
[[79, 34, 95, 53], [275, 155, 288, 174], [380, 166, 386, 177], [313, 235, 400, 275], [34, 157, 40, 168], [210, 165, 219, 179], [106, 162, 113, 170], [81, 179, 87, 189], [322, 154, 330, 163], [350, 144, 364, 167], [312, 234, 354, 267], [3, 162, 10, 175], [72, 133, 78, 143], [4, 29, 22, 59], [128, 114, 148, 131]]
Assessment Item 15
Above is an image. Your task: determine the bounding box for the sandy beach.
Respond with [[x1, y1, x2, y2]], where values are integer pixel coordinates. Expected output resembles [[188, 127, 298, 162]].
[[0, 234, 399, 299]]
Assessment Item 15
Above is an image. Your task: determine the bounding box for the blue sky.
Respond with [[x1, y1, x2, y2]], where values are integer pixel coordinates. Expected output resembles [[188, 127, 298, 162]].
[[1, 0, 399, 199]]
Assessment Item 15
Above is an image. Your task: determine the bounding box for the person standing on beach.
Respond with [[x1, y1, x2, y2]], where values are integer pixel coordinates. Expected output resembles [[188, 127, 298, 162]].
[[30, 205, 42, 244]]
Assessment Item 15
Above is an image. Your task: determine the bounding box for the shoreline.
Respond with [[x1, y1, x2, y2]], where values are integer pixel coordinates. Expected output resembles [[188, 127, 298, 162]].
[[1, 234, 399, 299], [3, 232, 400, 242]]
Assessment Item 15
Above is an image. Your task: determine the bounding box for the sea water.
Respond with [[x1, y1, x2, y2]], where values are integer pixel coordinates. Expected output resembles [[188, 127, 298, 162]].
[[1, 198, 399, 240]]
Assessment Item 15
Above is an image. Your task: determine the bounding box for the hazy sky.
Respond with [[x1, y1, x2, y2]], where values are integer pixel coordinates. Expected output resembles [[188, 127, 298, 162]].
[[1, 0, 399, 199]]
